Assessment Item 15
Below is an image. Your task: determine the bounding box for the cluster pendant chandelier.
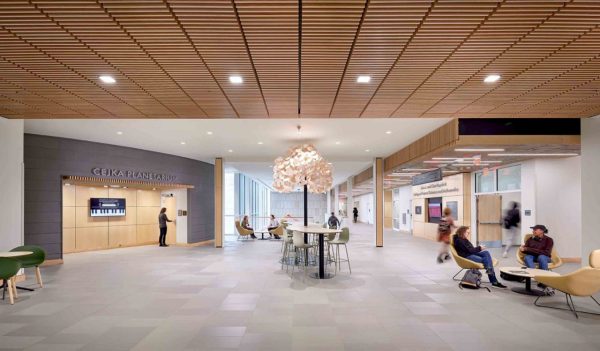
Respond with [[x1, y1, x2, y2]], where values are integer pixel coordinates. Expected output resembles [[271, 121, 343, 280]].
[[272, 144, 333, 194]]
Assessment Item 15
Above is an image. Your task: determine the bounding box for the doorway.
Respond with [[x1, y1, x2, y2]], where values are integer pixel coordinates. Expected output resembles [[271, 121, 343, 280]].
[[476, 194, 503, 247]]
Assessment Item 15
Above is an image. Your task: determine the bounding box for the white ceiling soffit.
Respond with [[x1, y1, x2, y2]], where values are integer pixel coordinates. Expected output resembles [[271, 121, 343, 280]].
[[24, 118, 449, 185]]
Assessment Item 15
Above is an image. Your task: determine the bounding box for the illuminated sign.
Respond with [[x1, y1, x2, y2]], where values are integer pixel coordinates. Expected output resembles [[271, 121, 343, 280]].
[[91, 167, 176, 182]]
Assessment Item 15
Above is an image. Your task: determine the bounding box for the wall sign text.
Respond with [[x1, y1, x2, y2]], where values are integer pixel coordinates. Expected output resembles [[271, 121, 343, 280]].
[[91, 167, 176, 182]]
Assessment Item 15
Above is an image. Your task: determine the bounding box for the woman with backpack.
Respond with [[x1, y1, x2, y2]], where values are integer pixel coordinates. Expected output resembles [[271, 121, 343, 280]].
[[454, 226, 506, 288], [437, 207, 455, 263]]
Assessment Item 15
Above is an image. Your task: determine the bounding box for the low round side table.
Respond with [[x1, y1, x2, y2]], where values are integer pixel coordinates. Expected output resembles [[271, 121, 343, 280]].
[[499, 266, 559, 296]]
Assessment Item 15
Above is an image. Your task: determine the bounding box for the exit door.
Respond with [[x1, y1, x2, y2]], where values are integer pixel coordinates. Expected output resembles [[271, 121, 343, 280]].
[[477, 194, 502, 246], [164, 196, 177, 245]]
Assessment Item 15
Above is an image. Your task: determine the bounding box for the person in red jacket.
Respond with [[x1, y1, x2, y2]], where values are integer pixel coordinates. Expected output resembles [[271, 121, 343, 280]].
[[521, 224, 554, 270]]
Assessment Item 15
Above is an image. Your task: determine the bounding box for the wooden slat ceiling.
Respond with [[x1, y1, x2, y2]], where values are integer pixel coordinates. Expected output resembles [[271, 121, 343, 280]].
[[1, 0, 600, 118]]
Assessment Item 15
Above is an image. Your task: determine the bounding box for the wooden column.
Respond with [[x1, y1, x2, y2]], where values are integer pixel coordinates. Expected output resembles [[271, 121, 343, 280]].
[[374, 157, 384, 247], [214, 158, 223, 248]]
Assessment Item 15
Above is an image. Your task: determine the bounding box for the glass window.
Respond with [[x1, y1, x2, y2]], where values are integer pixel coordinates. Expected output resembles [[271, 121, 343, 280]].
[[475, 171, 495, 193], [497, 165, 521, 191]]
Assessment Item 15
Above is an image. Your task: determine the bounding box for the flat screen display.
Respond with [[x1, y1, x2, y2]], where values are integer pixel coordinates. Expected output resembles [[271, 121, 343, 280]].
[[90, 198, 126, 217], [427, 197, 443, 223]]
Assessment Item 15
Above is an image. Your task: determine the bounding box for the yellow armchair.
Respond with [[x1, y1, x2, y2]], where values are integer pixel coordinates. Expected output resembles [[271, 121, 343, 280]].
[[516, 234, 563, 269], [269, 225, 284, 238], [533, 250, 600, 318], [450, 234, 498, 281], [235, 220, 254, 240]]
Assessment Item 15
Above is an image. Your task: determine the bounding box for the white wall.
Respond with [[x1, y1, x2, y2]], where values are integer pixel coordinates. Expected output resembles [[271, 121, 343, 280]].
[[354, 193, 374, 224], [0, 118, 24, 251], [582, 117, 600, 263], [514, 157, 582, 259], [270, 192, 327, 224], [395, 185, 412, 232]]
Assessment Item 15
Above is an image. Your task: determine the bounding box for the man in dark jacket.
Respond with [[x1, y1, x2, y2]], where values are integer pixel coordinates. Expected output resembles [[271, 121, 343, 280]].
[[521, 224, 553, 270], [327, 212, 340, 229]]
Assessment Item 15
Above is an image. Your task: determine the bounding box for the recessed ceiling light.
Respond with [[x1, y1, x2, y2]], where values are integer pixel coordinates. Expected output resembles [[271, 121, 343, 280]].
[[335, 141, 341, 145], [357, 75, 371, 83], [257, 141, 263, 145], [402, 168, 435, 172], [116, 131, 123, 135], [385, 130, 392, 134], [103, 185, 108, 188], [488, 153, 578, 157], [229, 75, 243, 84], [365, 149, 370, 152], [152, 188, 156, 191], [180, 141, 186, 145], [207, 131, 213, 135], [455, 148, 505, 152], [99, 75, 116, 84], [484, 74, 501, 83], [123, 186, 128, 189], [228, 149, 233, 153], [64, 183, 71, 186]]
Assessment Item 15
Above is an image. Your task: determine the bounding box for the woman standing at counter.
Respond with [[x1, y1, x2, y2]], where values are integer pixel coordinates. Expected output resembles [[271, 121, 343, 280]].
[[158, 207, 173, 247]]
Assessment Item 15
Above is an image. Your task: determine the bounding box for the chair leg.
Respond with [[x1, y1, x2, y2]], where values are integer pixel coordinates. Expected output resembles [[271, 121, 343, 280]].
[[11, 277, 17, 299], [452, 269, 464, 281], [566, 294, 579, 319], [35, 267, 43, 288], [6, 278, 14, 305], [344, 244, 351, 274]]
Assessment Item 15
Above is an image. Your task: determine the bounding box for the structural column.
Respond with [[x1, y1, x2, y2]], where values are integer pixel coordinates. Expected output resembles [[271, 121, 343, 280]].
[[214, 158, 224, 248], [373, 157, 384, 247], [334, 185, 340, 216], [582, 117, 600, 263], [346, 178, 353, 220]]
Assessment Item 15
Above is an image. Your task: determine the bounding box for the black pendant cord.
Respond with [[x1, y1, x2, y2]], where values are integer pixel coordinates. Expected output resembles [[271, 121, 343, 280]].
[[303, 183, 308, 244]]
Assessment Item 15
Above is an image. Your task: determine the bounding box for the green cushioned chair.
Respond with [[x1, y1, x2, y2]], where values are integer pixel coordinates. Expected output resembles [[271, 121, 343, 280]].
[[10, 245, 46, 288], [0, 258, 21, 304]]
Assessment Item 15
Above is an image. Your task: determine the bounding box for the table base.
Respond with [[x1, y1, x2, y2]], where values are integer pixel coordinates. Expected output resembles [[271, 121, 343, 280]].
[[511, 287, 546, 296], [309, 272, 335, 280], [257, 232, 271, 240]]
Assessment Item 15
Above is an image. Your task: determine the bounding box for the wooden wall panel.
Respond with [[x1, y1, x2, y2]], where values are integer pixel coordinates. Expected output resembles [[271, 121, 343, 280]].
[[75, 207, 108, 228], [137, 190, 161, 207], [137, 224, 159, 244], [108, 207, 137, 227], [137, 207, 160, 225], [62, 228, 75, 253], [62, 185, 75, 207], [108, 188, 137, 206], [62, 206, 75, 229], [109, 226, 137, 249], [75, 227, 108, 251], [75, 187, 108, 207]]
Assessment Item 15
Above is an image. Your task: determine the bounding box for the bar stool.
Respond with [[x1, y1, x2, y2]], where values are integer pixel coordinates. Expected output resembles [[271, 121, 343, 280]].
[[329, 227, 351, 274], [291, 231, 316, 275]]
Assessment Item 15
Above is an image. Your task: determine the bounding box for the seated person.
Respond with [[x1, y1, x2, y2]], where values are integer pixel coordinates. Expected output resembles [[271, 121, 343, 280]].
[[241, 215, 257, 239], [268, 214, 280, 239], [520, 224, 553, 270], [453, 226, 506, 288], [327, 212, 340, 229]]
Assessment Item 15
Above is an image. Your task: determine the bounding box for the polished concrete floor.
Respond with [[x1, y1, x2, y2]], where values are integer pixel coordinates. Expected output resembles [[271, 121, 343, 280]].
[[1, 223, 599, 351]]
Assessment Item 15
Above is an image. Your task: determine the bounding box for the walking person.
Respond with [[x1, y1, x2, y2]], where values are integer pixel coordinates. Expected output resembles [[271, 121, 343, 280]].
[[327, 212, 340, 229], [502, 201, 521, 258], [353, 207, 358, 223], [158, 207, 173, 247], [436, 207, 456, 263]]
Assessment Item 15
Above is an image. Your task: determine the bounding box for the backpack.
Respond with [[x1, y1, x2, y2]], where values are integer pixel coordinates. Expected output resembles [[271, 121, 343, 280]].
[[438, 218, 451, 234], [459, 269, 490, 292]]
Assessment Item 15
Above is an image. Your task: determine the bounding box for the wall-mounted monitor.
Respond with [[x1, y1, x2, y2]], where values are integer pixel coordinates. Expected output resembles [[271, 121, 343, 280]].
[[90, 198, 126, 217], [427, 197, 443, 223]]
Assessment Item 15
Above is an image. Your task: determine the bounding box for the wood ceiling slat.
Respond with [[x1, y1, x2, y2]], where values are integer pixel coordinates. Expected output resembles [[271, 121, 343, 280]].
[[235, 0, 298, 118], [1, 0, 600, 119]]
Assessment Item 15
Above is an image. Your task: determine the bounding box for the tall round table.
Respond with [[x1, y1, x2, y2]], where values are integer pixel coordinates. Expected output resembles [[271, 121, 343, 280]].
[[288, 225, 341, 279], [499, 266, 559, 296]]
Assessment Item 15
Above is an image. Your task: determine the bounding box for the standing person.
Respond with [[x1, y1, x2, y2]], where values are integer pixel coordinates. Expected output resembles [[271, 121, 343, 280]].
[[502, 201, 521, 258], [453, 226, 507, 288], [327, 212, 340, 229], [436, 207, 456, 263], [353, 207, 358, 223], [158, 207, 173, 247], [521, 225, 553, 270], [242, 215, 257, 239], [268, 214, 280, 239]]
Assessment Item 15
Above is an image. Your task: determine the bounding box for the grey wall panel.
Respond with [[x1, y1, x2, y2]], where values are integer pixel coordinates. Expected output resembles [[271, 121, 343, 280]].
[[24, 134, 215, 259]]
